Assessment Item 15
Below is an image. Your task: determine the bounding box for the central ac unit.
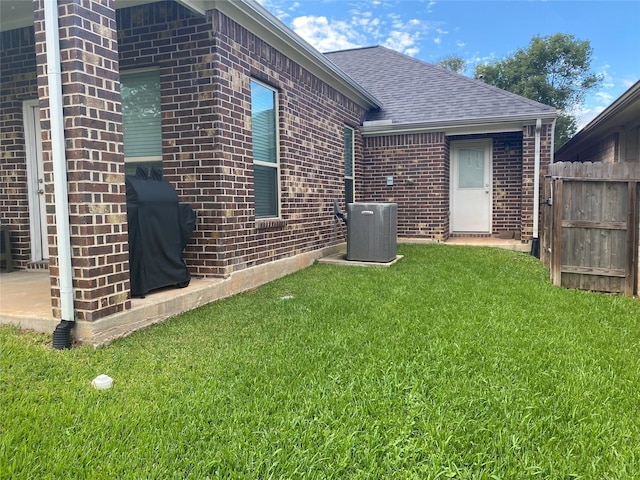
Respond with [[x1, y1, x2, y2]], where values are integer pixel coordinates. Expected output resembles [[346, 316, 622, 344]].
[[347, 202, 397, 262]]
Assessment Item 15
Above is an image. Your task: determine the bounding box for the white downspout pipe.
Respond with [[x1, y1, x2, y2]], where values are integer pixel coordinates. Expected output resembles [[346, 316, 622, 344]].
[[549, 118, 557, 168], [532, 118, 542, 256], [44, 0, 74, 329], [533, 119, 542, 235]]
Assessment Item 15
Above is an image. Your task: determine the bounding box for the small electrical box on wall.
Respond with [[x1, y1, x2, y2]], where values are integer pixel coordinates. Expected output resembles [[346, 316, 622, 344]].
[[386, 176, 394, 186]]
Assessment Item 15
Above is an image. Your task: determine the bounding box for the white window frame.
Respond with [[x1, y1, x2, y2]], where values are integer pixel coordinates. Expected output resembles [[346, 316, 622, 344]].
[[251, 79, 281, 219]]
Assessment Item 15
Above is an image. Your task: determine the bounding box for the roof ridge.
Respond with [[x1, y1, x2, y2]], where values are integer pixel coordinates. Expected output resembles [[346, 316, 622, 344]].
[[324, 45, 381, 55]]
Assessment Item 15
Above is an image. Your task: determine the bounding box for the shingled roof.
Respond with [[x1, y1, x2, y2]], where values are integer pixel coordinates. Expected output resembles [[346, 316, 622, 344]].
[[324, 46, 557, 127]]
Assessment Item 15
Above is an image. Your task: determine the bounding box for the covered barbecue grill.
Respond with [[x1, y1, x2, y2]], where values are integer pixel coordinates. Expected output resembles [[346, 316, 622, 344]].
[[126, 167, 195, 298]]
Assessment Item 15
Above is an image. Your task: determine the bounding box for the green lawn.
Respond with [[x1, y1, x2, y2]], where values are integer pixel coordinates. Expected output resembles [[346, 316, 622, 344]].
[[2, 244, 639, 479]]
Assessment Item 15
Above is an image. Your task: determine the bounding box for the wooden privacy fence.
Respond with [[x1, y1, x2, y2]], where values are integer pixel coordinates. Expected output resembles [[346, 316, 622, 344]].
[[542, 162, 640, 296]]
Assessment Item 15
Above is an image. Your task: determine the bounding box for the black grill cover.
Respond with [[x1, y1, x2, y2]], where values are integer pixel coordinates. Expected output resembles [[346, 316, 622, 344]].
[[126, 167, 195, 297]]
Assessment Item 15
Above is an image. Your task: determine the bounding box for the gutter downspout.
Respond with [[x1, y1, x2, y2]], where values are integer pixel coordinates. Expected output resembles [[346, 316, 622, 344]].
[[543, 117, 558, 262], [45, 0, 75, 349], [531, 118, 542, 257], [549, 118, 557, 168]]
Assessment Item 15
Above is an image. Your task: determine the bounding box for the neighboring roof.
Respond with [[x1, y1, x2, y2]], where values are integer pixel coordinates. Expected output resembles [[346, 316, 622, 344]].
[[555, 79, 640, 158], [325, 46, 557, 133]]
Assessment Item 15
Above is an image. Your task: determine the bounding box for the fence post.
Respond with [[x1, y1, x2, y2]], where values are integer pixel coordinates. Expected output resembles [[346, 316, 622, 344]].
[[626, 181, 638, 296], [551, 178, 563, 287]]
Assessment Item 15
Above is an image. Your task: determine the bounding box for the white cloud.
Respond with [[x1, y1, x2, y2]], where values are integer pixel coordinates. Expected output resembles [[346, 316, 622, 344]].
[[291, 15, 363, 52], [574, 105, 604, 131], [404, 47, 420, 57], [282, 0, 438, 57], [383, 30, 421, 55], [574, 60, 634, 130], [594, 91, 614, 105], [257, 0, 291, 20], [290, 4, 425, 56], [352, 14, 382, 37]]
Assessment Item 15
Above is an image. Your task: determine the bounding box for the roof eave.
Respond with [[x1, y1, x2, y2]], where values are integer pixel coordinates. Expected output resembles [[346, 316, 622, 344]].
[[555, 80, 640, 157], [576, 80, 640, 136], [361, 113, 558, 137]]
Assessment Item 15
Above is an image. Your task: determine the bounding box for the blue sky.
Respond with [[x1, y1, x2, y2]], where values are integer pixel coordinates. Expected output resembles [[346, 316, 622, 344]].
[[258, 0, 640, 130]]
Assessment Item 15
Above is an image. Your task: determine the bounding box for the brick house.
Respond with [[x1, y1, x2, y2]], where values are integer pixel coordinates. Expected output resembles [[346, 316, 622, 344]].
[[326, 47, 557, 242], [0, 0, 557, 344]]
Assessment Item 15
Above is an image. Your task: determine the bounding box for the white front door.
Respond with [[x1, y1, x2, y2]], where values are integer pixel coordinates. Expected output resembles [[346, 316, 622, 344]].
[[450, 140, 492, 233], [23, 100, 49, 261]]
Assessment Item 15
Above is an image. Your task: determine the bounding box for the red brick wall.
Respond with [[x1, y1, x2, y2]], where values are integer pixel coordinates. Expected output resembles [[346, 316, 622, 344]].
[[114, 2, 367, 277], [116, 2, 221, 274], [209, 12, 366, 276], [573, 133, 618, 163], [491, 133, 524, 234], [362, 132, 528, 241], [361, 132, 450, 240], [0, 27, 37, 267]]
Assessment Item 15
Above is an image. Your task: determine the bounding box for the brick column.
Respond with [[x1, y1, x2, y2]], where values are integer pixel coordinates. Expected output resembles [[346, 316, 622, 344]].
[[521, 125, 535, 241], [34, 0, 129, 322]]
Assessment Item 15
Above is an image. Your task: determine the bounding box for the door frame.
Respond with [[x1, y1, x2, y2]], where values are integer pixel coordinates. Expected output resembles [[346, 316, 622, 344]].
[[23, 99, 49, 262], [450, 139, 493, 234]]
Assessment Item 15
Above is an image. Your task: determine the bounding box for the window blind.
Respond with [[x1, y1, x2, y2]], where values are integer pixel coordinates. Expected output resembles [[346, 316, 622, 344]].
[[254, 164, 278, 217], [121, 70, 161, 159], [344, 126, 354, 203]]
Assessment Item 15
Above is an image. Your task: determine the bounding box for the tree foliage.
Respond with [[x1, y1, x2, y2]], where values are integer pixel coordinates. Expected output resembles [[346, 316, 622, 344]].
[[474, 33, 602, 148], [435, 55, 467, 75]]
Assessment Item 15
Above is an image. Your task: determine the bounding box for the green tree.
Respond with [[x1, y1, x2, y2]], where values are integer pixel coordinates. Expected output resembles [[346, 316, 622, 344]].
[[474, 33, 602, 149], [435, 55, 466, 75]]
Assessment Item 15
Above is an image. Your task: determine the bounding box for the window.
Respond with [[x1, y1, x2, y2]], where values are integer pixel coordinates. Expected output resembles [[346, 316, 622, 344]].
[[120, 70, 162, 176], [344, 126, 354, 204], [251, 80, 279, 218], [458, 148, 485, 189]]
